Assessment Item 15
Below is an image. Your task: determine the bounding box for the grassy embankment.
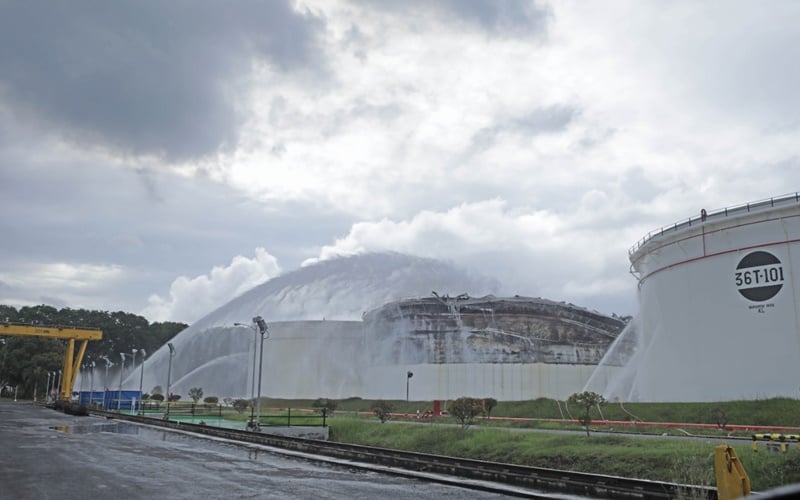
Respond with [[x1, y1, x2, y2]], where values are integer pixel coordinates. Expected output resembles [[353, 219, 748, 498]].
[[258, 397, 800, 491]]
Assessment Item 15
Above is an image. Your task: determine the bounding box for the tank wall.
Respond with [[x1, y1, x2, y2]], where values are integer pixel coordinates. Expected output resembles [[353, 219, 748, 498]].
[[631, 207, 800, 401], [363, 363, 618, 401], [132, 320, 620, 402]]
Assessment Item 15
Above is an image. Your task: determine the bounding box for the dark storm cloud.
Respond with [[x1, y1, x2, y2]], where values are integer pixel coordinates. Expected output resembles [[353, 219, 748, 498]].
[[0, 157, 354, 312], [357, 0, 551, 37], [0, 1, 323, 160]]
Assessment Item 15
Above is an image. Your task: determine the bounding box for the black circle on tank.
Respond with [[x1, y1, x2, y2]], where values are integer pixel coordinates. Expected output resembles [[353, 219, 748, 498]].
[[736, 250, 783, 302]]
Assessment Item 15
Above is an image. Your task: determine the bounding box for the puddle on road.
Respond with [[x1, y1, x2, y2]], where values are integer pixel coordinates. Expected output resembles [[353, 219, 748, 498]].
[[50, 422, 142, 435]]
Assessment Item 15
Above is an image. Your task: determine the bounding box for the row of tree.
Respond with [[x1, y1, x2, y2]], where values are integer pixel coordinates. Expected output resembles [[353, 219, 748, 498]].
[[0, 304, 187, 399], [371, 392, 606, 436]]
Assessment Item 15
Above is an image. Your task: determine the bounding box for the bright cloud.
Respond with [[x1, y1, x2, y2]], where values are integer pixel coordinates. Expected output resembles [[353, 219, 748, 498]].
[[0, 262, 126, 310], [143, 248, 281, 323]]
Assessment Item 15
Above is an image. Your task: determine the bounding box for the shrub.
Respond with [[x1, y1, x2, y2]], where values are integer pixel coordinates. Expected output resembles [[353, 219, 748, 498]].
[[151, 393, 165, 402], [203, 396, 219, 404], [233, 399, 249, 413], [449, 397, 483, 429], [312, 398, 339, 415], [372, 400, 393, 423], [188, 387, 204, 404], [483, 398, 498, 418], [567, 391, 606, 437]]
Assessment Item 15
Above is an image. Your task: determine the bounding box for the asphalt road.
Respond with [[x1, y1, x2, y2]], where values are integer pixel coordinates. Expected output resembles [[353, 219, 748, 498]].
[[0, 401, 513, 500]]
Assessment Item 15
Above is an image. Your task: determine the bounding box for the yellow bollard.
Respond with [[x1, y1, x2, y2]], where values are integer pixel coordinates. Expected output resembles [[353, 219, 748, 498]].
[[715, 444, 751, 500]]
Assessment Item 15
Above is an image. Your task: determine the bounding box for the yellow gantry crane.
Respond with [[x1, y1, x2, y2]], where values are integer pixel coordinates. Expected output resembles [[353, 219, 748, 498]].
[[1, 323, 103, 400]]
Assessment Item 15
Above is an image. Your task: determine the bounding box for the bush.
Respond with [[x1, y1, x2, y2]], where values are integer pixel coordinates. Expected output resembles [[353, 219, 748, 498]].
[[150, 393, 164, 402], [188, 387, 204, 403], [448, 397, 483, 429], [484, 398, 498, 418], [203, 396, 219, 404], [372, 400, 394, 423], [312, 398, 339, 415], [567, 391, 606, 437], [233, 399, 249, 413]]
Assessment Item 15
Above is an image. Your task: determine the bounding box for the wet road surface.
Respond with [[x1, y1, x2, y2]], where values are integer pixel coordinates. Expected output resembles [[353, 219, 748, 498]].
[[0, 402, 511, 499]]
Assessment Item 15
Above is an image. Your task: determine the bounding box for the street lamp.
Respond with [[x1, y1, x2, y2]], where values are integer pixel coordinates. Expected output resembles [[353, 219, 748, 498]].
[[164, 342, 175, 420], [46, 372, 51, 403], [253, 316, 269, 431], [137, 349, 147, 414], [234, 322, 259, 421], [89, 361, 96, 407], [56, 370, 62, 401], [33, 368, 40, 402], [79, 363, 86, 400], [49, 371, 56, 403], [118, 353, 127, 411], [130, 349, 138, 412], [406, 371, 414, 401], [101, 356, 112, 409]]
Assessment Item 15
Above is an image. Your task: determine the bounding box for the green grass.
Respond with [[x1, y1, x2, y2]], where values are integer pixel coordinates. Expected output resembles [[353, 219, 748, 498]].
[[214, 396, 800, 491], [328, 418, 800, 491], [257, 396, 800, 428]]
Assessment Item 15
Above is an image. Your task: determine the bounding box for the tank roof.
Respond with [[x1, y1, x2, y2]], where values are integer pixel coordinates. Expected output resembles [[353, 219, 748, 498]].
[[629, 192, 800, 258]]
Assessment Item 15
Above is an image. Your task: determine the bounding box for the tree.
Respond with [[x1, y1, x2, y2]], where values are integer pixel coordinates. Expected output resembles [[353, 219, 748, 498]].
[[311, 398, 338, 415], [151, 385, 163, 396], [203, 396, 219, 405], [188, 387, 204, 404], [372, 400, 393, 423], [483, 398, 498, 419], [232, 399, 249, 413], [711, 407, 728, 430], [567, 391, 606, 437], [448, 397, 483, 429], [0, 304, 187, 398]]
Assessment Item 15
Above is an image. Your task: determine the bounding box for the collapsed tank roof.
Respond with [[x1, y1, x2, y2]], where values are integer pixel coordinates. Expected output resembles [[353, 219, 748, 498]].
[[364, 294, 626, 365]]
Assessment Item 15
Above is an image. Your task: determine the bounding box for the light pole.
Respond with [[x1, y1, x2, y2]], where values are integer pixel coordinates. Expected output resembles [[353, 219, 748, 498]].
[[46, 372, 51, 403], [253, 316, 269, 431], [130, 349, 138, 412], [56, 370, 62, 401], [79, 363, 86, 402], [234, 321, 259, 429], [406, 371, 414, 401], [137, 348, 146, 414], [89, 361, 96, 407], [33, 368, 40, 402], [164, 342, 175, 419], [49, 371, 56, 403], [117, 352, 127, 411], [101, 356, 112, 409]]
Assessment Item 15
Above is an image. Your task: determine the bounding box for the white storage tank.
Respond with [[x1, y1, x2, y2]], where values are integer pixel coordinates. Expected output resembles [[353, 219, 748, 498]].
[[602, 193, 800, 401]]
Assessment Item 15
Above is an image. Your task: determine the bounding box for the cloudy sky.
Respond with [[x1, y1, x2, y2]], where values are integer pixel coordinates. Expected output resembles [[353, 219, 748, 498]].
[[2, 0, 799, 324]]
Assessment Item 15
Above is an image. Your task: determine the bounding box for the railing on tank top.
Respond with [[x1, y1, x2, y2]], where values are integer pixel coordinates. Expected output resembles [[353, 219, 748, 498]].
[[629, 192, 800, 256]]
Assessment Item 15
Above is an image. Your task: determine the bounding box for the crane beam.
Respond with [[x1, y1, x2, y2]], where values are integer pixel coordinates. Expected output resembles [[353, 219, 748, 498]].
[[1, 323, 103, 400]]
